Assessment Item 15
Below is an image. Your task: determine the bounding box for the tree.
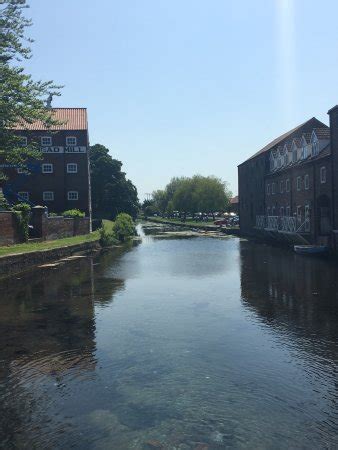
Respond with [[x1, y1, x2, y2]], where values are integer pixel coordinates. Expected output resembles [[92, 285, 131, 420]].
[[0, 1, 62, 179], [194, 175, 231, 219], [172, 178, 197, 219], [150, 175, 232, 219], [89, 144, 139, 220], [152, 189, 167, 215]]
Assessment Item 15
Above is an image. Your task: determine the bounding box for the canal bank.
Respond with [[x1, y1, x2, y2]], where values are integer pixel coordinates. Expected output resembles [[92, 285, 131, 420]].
[[0, 239, 101, 279]]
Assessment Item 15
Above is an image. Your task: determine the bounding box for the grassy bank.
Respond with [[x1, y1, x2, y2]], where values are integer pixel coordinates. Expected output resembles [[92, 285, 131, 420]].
[[144, 216, 218, 228], [0, 230, 100, 257]]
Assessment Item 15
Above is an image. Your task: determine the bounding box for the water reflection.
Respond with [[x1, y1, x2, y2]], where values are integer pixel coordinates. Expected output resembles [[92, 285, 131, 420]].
[[240, 241, 338, 353], [0, 249, 128, 448]]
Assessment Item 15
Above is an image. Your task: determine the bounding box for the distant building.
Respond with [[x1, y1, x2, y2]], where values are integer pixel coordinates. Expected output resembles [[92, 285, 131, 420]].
[[238, 106, 338, 247], [229, 196, 239, 214], [3, 108, 92, 219]]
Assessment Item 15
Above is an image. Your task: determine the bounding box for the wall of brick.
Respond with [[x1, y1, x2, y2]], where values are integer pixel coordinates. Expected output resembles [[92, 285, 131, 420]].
[[264, 155, 332, 242], [0, 212, 22, 245], [41, 216, 90, 241], [238, 154, 266, 234]]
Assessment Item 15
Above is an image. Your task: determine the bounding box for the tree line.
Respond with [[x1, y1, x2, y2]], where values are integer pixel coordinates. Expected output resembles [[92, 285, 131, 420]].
[[143, 175, 232, 219]]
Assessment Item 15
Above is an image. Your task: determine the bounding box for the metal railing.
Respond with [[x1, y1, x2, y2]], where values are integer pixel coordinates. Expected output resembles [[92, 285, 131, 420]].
[[256, 215, 309, 233]]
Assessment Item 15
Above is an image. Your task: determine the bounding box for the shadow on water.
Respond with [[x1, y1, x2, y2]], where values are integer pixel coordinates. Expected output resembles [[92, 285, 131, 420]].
[[0, 244, 134, 449], [240, 240, 338, 354]]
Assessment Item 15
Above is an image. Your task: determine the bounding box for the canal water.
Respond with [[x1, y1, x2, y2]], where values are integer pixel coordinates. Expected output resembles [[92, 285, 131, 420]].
[[0, 226, 337, 449]]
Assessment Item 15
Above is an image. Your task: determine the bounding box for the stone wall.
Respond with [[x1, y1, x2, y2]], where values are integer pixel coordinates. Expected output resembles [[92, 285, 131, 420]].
[[41, 216, 90, 240], [0, 240, 100, 279], [31, 207, 90, 240], [0, 212, 22, 245]]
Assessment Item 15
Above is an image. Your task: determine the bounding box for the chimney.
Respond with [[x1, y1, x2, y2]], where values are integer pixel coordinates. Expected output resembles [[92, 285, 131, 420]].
[[328, 105, 338, 229]]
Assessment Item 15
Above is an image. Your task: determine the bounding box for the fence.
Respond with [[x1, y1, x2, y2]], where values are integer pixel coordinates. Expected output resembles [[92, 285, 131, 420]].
[[256, 215, 309, 233]]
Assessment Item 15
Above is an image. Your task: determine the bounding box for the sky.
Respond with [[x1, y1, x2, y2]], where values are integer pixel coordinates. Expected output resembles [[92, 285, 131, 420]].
[[24, 0, 338, 199]]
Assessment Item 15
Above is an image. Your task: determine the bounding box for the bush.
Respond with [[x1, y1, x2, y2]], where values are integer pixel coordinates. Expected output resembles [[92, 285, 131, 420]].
[[113, 213, 135, 242], [62, 209, 85, 218], [99, 226, 119, 247], [0, 190, 10, 211], [13, 203, 31, 241]]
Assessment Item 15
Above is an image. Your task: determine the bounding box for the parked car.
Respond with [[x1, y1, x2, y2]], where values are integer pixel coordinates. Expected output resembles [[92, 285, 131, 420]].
[[214, 218, 228, 226]]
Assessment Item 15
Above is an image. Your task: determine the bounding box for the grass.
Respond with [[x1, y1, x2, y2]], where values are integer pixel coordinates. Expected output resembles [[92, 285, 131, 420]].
[[102, 219, 115, 233], [145, 216, 218, 228], [0, 230, 100, 257]]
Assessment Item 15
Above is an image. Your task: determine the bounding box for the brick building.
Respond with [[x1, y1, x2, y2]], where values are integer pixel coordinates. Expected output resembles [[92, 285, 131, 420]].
[[3, 108, 92, 219], [238, 105, 338, 247]]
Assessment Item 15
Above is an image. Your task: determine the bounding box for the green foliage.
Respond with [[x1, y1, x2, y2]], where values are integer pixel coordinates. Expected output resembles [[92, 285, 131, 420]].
[[99, 225, 119, 247], [12, 202, 31, 241], [89, 144, 139, 220], [0, 189, 10, 211], [144, 204, 158, 217], [99, 215, 135, 247], [112, 213, 136, 242], [150, 175, 232, 217], [62, 209, 85, 218], [0, 1, 62, 179]]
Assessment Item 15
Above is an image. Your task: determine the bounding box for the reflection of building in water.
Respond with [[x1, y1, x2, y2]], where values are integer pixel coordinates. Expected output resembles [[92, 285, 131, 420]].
[[0, 252, 126, 447], [239, 240, 338, 354]]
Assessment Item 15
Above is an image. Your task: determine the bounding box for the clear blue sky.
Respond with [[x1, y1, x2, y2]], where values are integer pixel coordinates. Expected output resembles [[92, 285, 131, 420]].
[[25, 0, 338, 199]]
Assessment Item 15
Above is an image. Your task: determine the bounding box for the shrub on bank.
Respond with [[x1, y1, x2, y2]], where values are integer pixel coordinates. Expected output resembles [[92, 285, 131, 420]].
[[112, 213, 136, 242], [13, 203, 31, 242], [62, 209, 85, 218], [99, 225, 119, 247], [99, 213, 136, 247]]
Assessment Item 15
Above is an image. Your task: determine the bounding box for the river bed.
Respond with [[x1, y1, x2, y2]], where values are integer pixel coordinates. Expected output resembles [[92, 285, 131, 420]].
[[0, 225, 337, 449]]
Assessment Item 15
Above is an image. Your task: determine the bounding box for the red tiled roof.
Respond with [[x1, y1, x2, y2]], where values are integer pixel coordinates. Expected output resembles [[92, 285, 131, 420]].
[[230, 196, 239, 204], [13, 108, 88, 131], [241, 117, 328, 164]]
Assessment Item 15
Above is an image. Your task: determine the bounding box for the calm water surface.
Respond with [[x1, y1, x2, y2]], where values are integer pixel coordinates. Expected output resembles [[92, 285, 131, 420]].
[[0, 227, 337, 449]]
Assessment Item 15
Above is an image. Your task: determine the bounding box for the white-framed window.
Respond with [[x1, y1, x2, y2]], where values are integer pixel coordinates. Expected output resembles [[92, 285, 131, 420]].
[[19, 136, 27, 146], [280, 206, 284, 216], [312, 140, 319, 156], [67, 191, 78, 201], [286, 179, 290, 192], [277, 158, 281, 168], [267, 184, 271, 195], [302, 145, 307, 159], [41, 136, 52, 146], [18, 191, 29, 201], [267, 207, 271, 216], [272, 183, 276, 194], [280, 180, 284, 193], [305, 204, 310, 232], [66, 136, 77, 146], [43, 191, 54, 201], [67, 163, 78, 173], [286, 206, 290, 216], [297, 176, 301, 191], [304, 174, 309, 190], [320, 166, 326, 184], [297, 205, 302, 224], [293, 149, 297, 163], [17, 166, 27, 174], [42, 163, 53, 174]]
